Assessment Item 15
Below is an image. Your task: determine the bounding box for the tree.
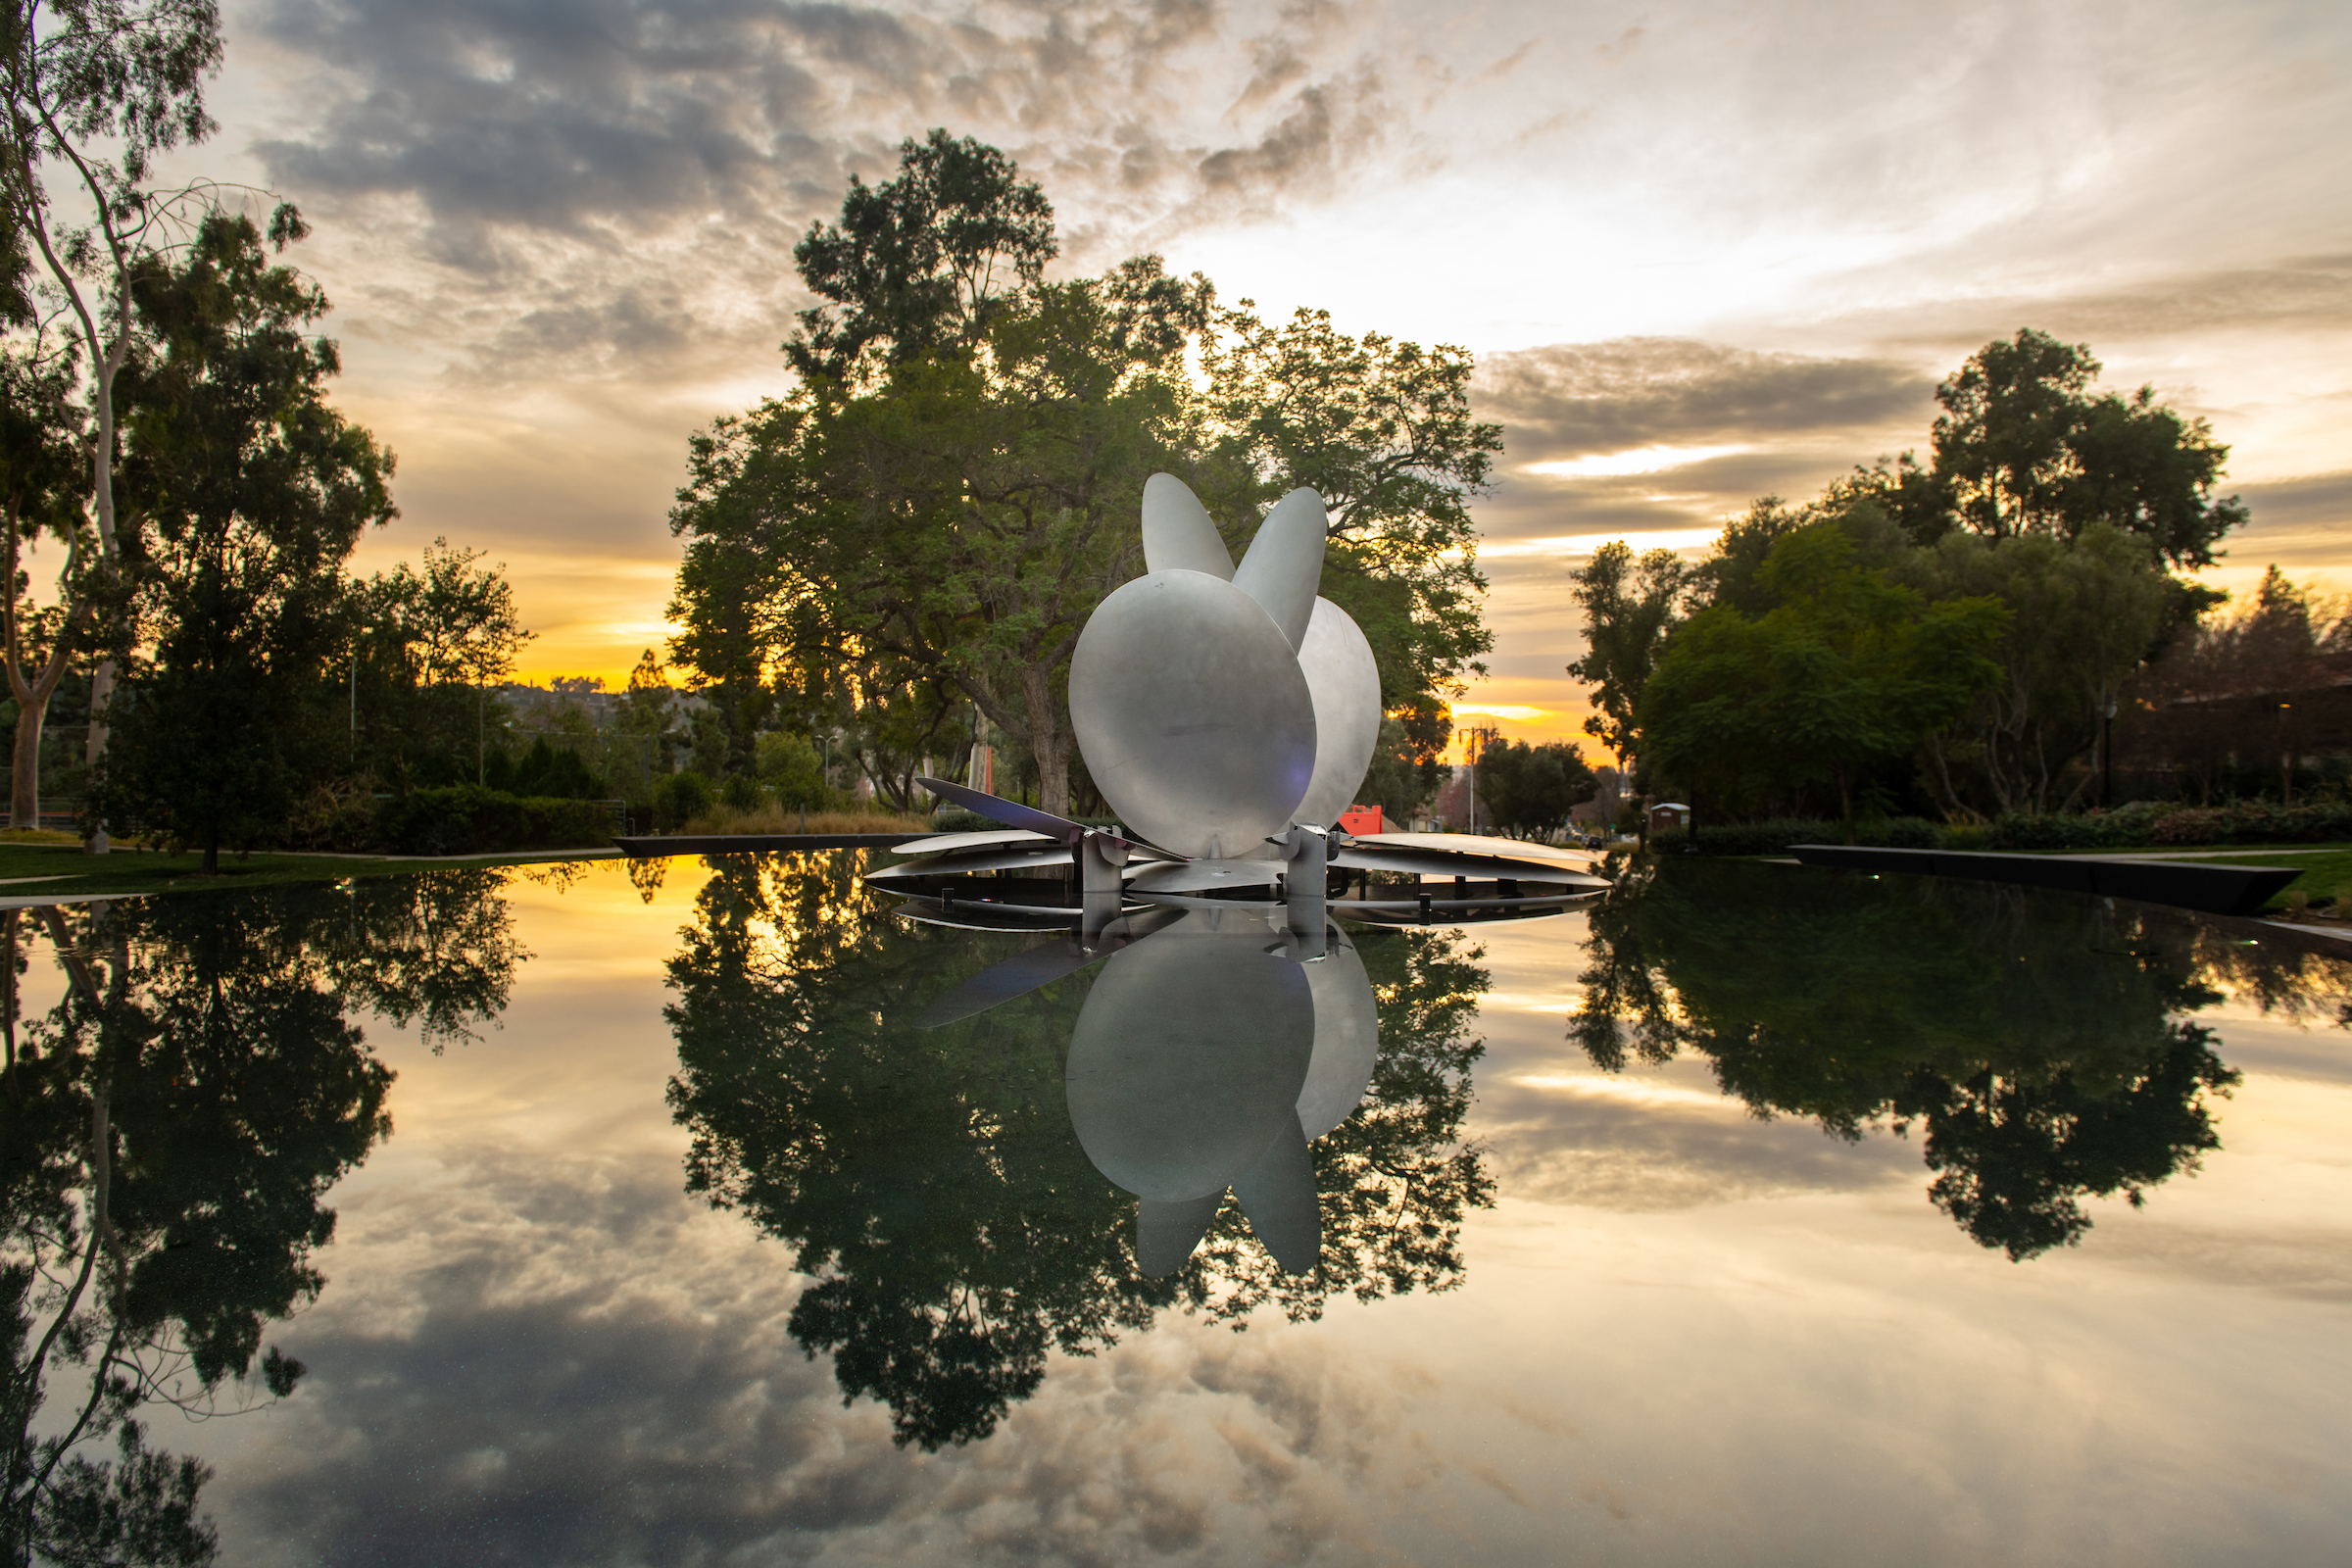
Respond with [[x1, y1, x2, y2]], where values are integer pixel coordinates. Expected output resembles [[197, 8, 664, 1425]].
[[1474, 738, 1598, 839], [786, 127, 1057, 385], [1, 0, 227, 845], [1640, 525, 2006, 834], [672, 255, 1206, 816], [1909, 524, 2180, 817], [1930, 328, 2247, 568], [1564, 540, 1694, 772], [1200, 302, 1499, 716], [670, 133, 1498, 816], [357, 536, 529, 786], [92, 208, 394, 871]]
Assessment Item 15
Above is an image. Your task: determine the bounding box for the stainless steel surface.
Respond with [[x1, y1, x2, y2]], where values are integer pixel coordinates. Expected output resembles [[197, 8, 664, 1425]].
[[863, 845, 1074, 880], [1292, 597, 1383, 830], [1228, 1110, 1318, 1273], [1331, 842, 1612, 886], [1124, 858, 1282, 896], [1229, 487, 1327, 653], [1068, 570, 1317, 858], [1297, 933, 1378, 1139], [891, 828, 1052, 855], [1364, 830, 1605, 868], [1064, 912, 1315, 1204], [1141, 472, 1233, 579]]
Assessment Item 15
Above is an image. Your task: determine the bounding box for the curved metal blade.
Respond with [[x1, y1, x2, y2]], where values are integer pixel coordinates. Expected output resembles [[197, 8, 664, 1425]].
[[914, 906, 1183, 1027], [915, 776, 1167, 857]]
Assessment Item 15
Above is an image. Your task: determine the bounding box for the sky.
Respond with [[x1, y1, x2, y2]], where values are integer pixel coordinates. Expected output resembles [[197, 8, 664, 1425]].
[[147, 0, 2352, 751]]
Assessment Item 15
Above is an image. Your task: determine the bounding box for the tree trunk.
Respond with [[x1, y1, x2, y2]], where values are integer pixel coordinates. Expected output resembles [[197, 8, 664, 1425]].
[[81, 660, 113, 853], [1021, 664, 1072, 817], [203, 826, 220, 876], [9, 705, 44, 832]]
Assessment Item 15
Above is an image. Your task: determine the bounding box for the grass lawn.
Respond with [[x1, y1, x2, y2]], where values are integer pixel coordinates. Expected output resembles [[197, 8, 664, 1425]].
[[0, 837, 617, 902]]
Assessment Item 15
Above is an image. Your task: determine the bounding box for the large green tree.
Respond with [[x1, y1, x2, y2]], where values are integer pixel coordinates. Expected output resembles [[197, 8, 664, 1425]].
[[1564, 540, 1693, 772], [1928, 328, 2247, 567], [1640, 525, 2007, 832], [93, 208, 394, 870], [668, 132, 1498, 815]]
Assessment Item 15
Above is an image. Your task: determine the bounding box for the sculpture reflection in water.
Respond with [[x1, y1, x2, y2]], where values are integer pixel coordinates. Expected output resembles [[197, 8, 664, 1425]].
[[0, 873, 524, 1565], [1572, 858, 2352, 1259], [662, 855, 1493, 1451]]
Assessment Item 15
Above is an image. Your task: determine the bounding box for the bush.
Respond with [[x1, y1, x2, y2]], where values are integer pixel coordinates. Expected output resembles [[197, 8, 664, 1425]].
[[720, 771, 766, 812], [653, 771, 714, 832], [374, 786, 612, 856]]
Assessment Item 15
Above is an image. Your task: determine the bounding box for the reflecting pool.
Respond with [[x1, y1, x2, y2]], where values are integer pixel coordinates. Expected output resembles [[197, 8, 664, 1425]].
[[6, 854, 2352, 1564]]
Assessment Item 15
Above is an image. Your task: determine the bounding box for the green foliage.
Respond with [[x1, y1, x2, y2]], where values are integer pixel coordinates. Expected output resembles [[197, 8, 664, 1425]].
[[371, 785, 610, 856], [96, 210, 394, 870], [1931, 328, 2246, 567], [1906, 524, 2180, 816], [1474, 739, 1598, 838], [352, 536, 530, 786], [786, 127, 1058, 384], [1200, 303, 1498, 712], [754, 731, 823, 808], [1568, 330, 2247, 815], [651, 770, 712, 832], [1573, 858, 2245, 1258], [669, 133, 1496, 817], [1564, 540, 1693, 766], [1641, 525, 2006, 831], [494, 736, 604, 801]]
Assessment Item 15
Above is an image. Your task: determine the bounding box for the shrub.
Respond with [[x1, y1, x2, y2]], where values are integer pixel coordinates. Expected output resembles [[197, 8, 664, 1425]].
[[374, 786, 612, 856], [720, 771, 766, 812], [653, 771, 714, 832]]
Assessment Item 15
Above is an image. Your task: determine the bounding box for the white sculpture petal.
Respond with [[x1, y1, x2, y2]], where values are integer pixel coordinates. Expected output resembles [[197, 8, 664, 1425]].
[[1064, 914, 1315, 1203], [1230, 1110, 1319, 1274], [1290, 597, 1383, 830], [1141, 472, 1233, 579], [1296, 934, 1379, 1139], [1070, 569, 1316, 859], [1230, 487, 1327, 653], [1136, 1195, 1224, 1278]]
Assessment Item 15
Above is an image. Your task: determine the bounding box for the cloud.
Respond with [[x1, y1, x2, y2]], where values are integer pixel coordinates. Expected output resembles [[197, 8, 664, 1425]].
[[241, 0, 1417, 386], [201, 1146, 1474, 1566], [1477, 337, 1933, 466]]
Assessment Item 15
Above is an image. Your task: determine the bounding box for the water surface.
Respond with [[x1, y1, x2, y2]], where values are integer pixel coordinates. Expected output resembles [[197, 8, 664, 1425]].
[[9, 855, 2350, 1565]]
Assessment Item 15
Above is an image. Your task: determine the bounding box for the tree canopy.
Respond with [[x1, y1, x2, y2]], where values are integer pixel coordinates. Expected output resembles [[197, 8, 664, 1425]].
[[1569, 329, 2247, 819], [668, 130, 1496, 816]]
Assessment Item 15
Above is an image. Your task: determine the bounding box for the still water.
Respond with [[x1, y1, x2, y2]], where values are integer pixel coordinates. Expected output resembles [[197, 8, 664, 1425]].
[[7, 854, 2352, 1565]]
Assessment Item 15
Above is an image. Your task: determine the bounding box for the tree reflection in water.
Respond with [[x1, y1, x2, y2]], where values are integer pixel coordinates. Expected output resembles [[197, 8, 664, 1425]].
[[1571, 858, 2352, 1259], [662, 855, 1494, 1451], [0, 873, 523, 1565]]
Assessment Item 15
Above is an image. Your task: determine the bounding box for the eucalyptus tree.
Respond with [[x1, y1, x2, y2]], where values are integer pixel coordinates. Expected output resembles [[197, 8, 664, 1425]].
[[0, 0, 225, 846], [94, 208, 394, 870]]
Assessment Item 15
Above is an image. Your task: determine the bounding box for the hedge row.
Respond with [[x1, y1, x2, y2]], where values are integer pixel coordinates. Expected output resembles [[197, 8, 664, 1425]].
[[1658, 801, 2352, 858], [373, 786, 614, 857]]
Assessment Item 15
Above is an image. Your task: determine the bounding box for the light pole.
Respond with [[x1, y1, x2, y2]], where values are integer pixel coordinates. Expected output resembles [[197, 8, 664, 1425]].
[[2101, 695, 2117, 807]]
